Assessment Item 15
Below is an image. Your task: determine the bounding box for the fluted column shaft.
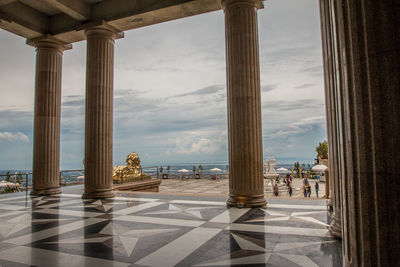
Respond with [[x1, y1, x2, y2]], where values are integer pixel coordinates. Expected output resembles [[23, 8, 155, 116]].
[[319, 0, 332, 204], [319, 0, 343, 239], [222, 0, 265, 208], [321, 0, 400, 265], [31, 38, 69, 196], [337, 1, 400, 265], [83, 26, 118, 199]]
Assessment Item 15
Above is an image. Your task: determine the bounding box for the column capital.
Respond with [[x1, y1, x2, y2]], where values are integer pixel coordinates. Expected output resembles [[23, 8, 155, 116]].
[[81, 20, 124, 40], [27, 35, 72, 51], [221, 0, 264, 10]]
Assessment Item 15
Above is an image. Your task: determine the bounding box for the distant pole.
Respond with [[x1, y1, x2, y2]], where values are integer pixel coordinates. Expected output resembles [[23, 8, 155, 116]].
[[25, 174, 28, 196]]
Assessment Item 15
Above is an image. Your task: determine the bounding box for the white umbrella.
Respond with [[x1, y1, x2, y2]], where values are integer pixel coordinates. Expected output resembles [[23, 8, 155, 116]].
[[312, 164, 328, 172], [276, 167, 289, 172], [0, 181, 16, 188], [210, 168, 222, 172], [177, 169, 190, 173]]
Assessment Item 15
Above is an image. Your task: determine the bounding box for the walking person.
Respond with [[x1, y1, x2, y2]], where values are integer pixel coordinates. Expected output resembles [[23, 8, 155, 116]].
[[315, 181, 319, 198], [273, 183, 279, 196], [307, 183, 311, 197], [288, 183, 293, 197]]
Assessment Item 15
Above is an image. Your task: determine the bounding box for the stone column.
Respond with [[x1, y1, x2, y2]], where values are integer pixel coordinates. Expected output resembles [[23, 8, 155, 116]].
[[327, 0, 400, 265], [82, 25, 122, 199], [29, 37, 71, 196], [319, 1, 332, 208], [319, 0, 342, 239], [222, 0, 266, 208]]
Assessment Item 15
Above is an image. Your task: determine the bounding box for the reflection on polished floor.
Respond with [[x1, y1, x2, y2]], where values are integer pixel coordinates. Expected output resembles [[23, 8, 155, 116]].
[[0, 191, 342, 266]]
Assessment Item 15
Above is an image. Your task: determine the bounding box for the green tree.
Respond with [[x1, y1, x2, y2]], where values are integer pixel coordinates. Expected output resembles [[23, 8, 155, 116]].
[[316, 141, 328, 159], [294, 162, 300, 178], [166, 166, 170, 177], [16, 172, 23, 183], [198, 165, 203, 178]]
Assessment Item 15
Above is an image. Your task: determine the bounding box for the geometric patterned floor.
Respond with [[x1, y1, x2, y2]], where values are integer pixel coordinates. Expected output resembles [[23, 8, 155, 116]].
[[0, 193, 342, 266]]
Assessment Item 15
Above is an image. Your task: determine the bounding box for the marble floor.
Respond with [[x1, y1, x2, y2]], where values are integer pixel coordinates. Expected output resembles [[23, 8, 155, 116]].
[[0, 191, 342, 266], [158, 178, 325, 198]]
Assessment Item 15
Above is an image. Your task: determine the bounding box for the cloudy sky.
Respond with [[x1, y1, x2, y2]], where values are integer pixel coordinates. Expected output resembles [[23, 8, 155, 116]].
[[0, 0, 326, 170]]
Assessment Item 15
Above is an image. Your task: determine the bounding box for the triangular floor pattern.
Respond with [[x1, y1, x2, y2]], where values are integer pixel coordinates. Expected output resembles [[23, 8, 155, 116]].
[[0, 192, 342, 266]]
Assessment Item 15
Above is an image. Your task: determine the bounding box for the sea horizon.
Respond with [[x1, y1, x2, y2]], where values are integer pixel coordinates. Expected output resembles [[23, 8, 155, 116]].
[[0, 161, 314, 174]]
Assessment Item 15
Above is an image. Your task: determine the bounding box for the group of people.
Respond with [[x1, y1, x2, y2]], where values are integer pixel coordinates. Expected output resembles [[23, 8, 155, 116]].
[[272, 175, 320, 198], [284, 174, 294, 197], [303, 178, 319, 198], [273, 175, 294, 197]]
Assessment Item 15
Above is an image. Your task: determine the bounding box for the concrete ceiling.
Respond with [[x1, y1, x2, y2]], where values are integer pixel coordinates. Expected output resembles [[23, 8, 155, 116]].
[[0, 0, 223, 44]]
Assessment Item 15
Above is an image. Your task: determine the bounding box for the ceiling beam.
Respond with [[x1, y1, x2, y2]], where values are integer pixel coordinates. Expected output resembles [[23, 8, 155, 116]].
[[0, 2, 48, 35], [0, 0, 17, 7], [0, 18, 43, 39], [92, 0, 197, 21], [1, 0, 225, 43], [42, 0, 90, 21], [50, 0, 221, 43]]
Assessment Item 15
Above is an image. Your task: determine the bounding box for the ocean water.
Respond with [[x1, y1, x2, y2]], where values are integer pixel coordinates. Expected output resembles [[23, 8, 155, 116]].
[[0, 162, 311, 186]]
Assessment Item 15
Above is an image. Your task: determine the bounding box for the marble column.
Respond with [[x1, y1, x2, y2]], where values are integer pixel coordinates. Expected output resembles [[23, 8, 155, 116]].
[[82, 25, 121, 199], [319, 1, 332, 208], [29, 37, 71, 196], [326, 0, 400, 265], [319, 0, 342, 239], [222, 0, 266, 208], [328, 0, 343, 237]]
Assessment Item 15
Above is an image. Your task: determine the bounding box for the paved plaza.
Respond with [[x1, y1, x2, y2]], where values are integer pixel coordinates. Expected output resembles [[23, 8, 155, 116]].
[[159, 178, 326, 199], [0, 189, 341, 267]]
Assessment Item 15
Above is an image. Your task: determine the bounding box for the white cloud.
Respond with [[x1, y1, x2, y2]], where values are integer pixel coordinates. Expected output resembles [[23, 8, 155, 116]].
[[265, 116, 326, 139], [0, 132, 29, 142], [166, 131, 227, 155], [263, 116, 326, 161]]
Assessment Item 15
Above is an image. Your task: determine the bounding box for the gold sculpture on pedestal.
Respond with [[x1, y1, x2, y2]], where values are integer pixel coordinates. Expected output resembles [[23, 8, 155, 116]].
[[113, 152, 150, 184]]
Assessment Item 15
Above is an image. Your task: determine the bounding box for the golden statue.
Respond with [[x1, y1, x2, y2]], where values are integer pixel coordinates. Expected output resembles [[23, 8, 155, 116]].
[[113, 152, 150, 184]]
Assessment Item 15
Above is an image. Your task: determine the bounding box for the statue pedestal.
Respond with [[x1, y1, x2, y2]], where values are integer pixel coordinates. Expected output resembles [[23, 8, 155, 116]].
[[113, 179, 161, 192], [264, 174, 279, 179]]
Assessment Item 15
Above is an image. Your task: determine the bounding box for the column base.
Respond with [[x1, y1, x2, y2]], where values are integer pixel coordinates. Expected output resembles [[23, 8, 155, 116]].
[[30, 186, 61, 196], [327, 198, 333, 212], [82, 188, 116, 199], [227, 193, 266, 208], [329, 211, 342, 239]]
